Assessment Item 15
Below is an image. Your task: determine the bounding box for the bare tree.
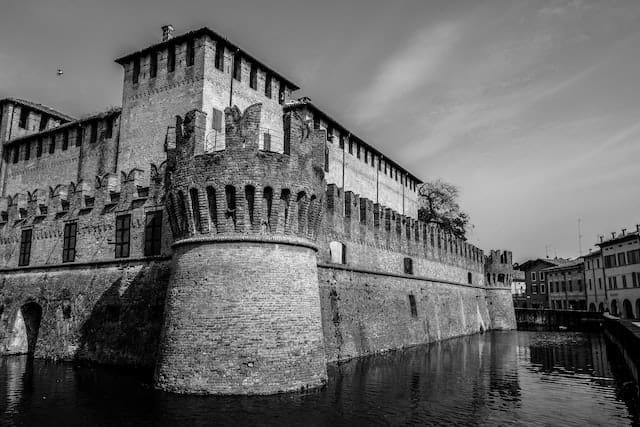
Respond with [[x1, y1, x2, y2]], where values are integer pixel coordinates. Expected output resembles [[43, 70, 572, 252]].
[[418, 179, 470, 240]]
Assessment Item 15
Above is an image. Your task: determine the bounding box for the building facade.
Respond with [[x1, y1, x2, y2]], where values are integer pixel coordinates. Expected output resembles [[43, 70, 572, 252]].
[[516, 258, 568, 308], [0, 26, 515, 395], [544, 259, 586, 310], [583, 250, 607, 312], [596, 229, 640, 318]]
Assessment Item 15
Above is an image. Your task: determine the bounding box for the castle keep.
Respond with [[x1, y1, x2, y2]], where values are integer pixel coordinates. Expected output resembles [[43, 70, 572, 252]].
[[0, 26, 516, 395]]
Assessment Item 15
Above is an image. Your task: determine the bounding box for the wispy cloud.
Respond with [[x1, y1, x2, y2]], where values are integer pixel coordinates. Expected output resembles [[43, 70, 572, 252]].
[[352, 22, 461, 122]]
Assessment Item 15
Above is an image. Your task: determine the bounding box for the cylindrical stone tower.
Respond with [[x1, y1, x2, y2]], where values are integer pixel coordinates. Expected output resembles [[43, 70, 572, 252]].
[[154, 105, 328, 394]]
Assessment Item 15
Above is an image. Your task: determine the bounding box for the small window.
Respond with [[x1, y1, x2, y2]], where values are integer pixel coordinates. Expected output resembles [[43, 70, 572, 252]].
[[39, 115, 48, 131], [324, 146, 329, 172], [19, 108, 29, 129], [90, 122, 97, 143], [105, 118, 113, 139], [233, 54, 241, 81], [167, 45, 176, 72], [62, 222, 77, 263], [329, 241, 347, 264], [408, 294, 418, 318], [115, 214, 131, 258], [265, 74, 272, 98], [150, 51, 158, 78], [404, 257, 413, 275], [348, 140, 353, 154], [249, 63, 257, 89], [531, 272, 537, 281], [278, 82, 285, 105], [24, 142, 31, 161], [263, 132, 271, 151], [468, 272, 472, 284], [36, 139, 43, 157], [76, 127, 83, 146], [212, 108, 223, 132], [283, 114, 291, 155], [186, 39, 195, 66], [13, 146, 19, 163], [313, 116, 320, 130], [215, 42, 224, 71], [62, 130, 69, 150], [144, 211, 162, 256], [132, 57, 140, 84], [49, 136, 55, 154], [356, 144, 361, 159], [19, 229, 32, 266]]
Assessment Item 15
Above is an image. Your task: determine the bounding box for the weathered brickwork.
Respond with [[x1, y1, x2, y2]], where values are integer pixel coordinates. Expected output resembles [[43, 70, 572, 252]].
[[0, 25, 515, 396]]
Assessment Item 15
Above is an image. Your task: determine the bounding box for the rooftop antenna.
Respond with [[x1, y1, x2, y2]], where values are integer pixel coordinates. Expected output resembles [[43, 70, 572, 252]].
[[577, 218, 583, 256], [545, 244, 550, 258]]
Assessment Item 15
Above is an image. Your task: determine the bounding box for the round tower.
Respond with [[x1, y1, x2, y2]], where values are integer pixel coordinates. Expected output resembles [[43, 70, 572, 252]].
[[154, 105, 328, 394]]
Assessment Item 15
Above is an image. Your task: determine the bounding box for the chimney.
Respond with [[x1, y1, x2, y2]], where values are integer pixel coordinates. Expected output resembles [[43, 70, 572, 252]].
[[636, 224, 640, 233], [622, 228, 627, 236], [162, 25, 175, 42], [599, 235, 604, 243], [611, 232, 616, 239]]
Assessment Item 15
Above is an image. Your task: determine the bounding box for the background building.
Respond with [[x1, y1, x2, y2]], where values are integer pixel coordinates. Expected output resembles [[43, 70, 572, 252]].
[[516, 258, 569, 308], [596, 228, 640, 318], [544, 259, 586, 310], [583, 250, 606, 312]]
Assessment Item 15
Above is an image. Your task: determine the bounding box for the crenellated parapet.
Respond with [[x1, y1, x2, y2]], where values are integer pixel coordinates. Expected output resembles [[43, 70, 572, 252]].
[[320, 183, 484, 273], [164, 103, 327, 245], [484, 250, 514, 287], [0, 166, 169, 268]]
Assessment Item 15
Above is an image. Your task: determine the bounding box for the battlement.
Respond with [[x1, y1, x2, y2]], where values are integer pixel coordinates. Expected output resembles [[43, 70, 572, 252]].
[[165, 103, 326, 244], [484, 250, 515, 287], [320, 183, 484, 273], [0, 166, 168, 268]]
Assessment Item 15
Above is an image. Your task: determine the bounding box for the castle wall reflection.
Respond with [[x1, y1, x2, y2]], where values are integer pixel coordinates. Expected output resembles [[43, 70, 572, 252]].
[[2, 331, 638, 426]]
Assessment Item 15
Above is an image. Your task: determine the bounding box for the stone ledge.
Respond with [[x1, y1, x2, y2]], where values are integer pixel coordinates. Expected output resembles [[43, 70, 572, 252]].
[[0, 255, 171, 274], [172, 233, 318, 251], [317, 262, 485, 289]]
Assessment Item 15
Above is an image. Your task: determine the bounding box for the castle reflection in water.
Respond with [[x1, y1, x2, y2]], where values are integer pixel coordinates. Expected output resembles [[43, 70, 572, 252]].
[[1, 331, 638, 426]]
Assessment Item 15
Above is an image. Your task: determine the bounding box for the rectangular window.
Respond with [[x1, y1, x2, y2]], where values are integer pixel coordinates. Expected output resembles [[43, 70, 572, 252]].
[[167, 45, 176, 72], [264, 132, 271, 152], [62, 222, 77, 263], [279, 82, 286, 105], [19, 108, 29, 129], [11, 146, 18, 163], [283, 114, 291, 155], [356, 144, 361, 159], [604, 255, 616, 268], [597, 258, 601, 268], [634, 273, 638, 288], [24, 142, 30, 161], [618, 252, 626, 266], [62, 130, 69, 150], [115, 214, 131, 258], [404, 257, 413, 275], [49, 136, 55, 154], [324, 146, 329, 172], [105, 118, 113, 139], [186, 39, 195, 66], [265, 74, 272, 98], [339, 135, 344, 149], [150, 51, 158, 78], [531, 272, 537, 281], [613, 276, 618, 289], [39, 115, 48, 131], [348, 140, 353, 154], [408, 294, 418, 318], [90, 122, 97, 143], [76, 127, 83, 146], [211, 108, 223, 132], [539, 272, 545, 280], [233, 54, 241, 81], [18, 229, 32, 266], [623, 275, 628, 288], [599, 278, 602, 289], [249, 64, 257, 89], [541, 284, 545, 294], [132, 57, 140, 84], [36, 139, 43, 157], [215, 42, 224, 71], [628, 249, 640, 264], [144, 211, 162, 256]]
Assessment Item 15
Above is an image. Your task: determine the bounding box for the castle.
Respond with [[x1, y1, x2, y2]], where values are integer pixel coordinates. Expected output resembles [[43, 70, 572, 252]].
[[0, 26, 515, 395]]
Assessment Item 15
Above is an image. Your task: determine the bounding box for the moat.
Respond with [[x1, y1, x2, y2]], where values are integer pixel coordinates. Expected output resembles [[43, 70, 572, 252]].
[[2, 331, 638, 426]]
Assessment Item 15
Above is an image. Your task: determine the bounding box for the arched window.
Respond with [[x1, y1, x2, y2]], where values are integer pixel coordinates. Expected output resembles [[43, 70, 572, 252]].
[[329, 241, 347, 264], [263, 187, 273, 228], [297, 191, 307, 233], [177, 191, 188, 234], [280, 189, 291, 227], [206, 186, 217, 230], [225, 185, 236, 227], [245, 185, 255, 226], [189, 188, 201, 232]]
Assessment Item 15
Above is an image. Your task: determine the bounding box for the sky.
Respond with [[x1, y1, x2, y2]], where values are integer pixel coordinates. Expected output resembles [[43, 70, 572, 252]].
[[1, 0, 639, 262]]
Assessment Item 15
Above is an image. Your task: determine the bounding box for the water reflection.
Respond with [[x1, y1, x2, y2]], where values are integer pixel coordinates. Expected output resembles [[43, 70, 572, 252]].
[[1, 331, 638, 426]]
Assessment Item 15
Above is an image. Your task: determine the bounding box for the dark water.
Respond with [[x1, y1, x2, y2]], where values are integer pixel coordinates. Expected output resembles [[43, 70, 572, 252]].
[[2, 331, 639, 426]]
